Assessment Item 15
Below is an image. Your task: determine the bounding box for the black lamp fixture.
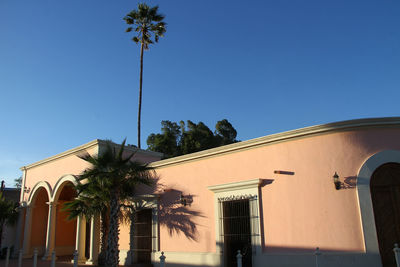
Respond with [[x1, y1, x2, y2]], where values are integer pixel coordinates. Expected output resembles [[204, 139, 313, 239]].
[[180, 194, 193, 206], [333, 172, 341, 190]]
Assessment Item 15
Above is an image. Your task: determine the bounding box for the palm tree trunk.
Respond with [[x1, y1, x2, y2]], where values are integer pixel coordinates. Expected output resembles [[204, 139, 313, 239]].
[[0, 222, 3, 252], [98, 209, 109, 266], [129, 208, 137, 264], [138, 42, 144, 149], [106, 192, 120, 267]]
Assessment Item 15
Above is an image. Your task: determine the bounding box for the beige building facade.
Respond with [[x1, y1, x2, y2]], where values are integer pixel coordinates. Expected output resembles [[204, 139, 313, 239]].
[[16, 117, 400, 267]]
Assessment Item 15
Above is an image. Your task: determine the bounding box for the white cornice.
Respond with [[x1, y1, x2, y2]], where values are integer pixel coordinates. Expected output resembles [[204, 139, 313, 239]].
[[20, 117, 400, 171], [208, 179, 262, 193], [21, 139, 163, 171], [97, 139, 163, 158], [150, 117, 400, 168], [20, 139, 100, 171]]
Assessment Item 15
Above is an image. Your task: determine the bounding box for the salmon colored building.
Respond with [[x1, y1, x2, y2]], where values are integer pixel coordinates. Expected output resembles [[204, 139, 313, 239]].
[[16, 117, 400, 267]]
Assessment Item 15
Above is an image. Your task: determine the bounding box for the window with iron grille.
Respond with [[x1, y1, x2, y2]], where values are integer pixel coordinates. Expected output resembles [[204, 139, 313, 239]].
[[209, 179, 263, 267], [133, 209, 153, 263], [219, 195, 260, 267]]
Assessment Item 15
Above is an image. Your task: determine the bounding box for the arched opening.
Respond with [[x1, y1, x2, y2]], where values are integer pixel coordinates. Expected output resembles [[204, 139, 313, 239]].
[[54, 182, 77, 257], [30, 187, 49, 256], [371, 163, 400, 267]]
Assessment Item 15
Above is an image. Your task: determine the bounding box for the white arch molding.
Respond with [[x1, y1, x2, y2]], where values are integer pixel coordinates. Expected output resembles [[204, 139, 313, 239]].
[[51, 174, 78, 202], [27, 181, 52, 205], [357, 150, 400, 254]]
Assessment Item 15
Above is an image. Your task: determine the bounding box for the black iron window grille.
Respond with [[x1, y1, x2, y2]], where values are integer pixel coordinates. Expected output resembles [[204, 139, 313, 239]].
[[218, 195, 259, 267]]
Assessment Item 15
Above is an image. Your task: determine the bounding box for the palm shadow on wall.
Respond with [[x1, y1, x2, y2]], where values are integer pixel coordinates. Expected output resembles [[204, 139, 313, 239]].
[[121, 177, 204, 264], [158, 188, 204, 241]]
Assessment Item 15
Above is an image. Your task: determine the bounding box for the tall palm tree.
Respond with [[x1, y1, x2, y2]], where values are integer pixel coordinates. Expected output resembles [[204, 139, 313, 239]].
[[124, 3, 166, 148], [66, 140, 154, 267]]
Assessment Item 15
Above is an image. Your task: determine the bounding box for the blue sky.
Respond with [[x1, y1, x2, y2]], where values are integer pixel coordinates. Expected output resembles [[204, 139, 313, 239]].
[[0, 0, 399, 186]]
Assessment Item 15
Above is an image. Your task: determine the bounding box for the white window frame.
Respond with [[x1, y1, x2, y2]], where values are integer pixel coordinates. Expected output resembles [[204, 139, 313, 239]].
[[208, 179, 263, 260], [130, 194, 159, 256]]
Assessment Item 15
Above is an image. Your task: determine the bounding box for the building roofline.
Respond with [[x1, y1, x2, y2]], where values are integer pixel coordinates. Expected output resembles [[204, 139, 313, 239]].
[[20, 139, 163, 171], [150, 117, 400, 168]]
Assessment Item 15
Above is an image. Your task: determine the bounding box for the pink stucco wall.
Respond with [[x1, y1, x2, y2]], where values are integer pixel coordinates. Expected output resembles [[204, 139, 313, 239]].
[[151, 128, 400, 254], [22, 141, 163, 257], [23, 143, 161, 203], [20, 128, 400, 257], [22, 146, 98, 202]]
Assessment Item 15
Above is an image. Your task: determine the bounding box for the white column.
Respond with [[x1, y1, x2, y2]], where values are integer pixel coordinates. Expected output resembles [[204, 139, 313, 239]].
[[75, 216, 87, 263], [22, 205, 33, 258], [42, 201, 57, 260], [12, 205, 25, 257], [86, 216, 100, 265], [20, 168, 27, 203]]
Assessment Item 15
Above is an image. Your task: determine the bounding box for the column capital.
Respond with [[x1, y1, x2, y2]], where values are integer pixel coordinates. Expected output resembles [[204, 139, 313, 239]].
[[45, 201, 57, 207]]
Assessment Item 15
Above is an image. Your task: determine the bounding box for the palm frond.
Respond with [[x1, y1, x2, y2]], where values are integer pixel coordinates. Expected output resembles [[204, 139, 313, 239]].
[[124, 3, 166, 47]]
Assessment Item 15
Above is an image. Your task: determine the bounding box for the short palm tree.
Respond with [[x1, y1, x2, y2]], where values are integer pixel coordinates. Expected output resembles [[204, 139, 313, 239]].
[[124, 3, 166, 148], [0, 191, 18, 250], [63, 177, 110, 265], [66, 140, 154, 267]]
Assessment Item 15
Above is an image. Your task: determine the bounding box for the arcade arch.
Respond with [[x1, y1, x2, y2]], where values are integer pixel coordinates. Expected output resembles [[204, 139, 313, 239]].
[[22, 174, 99, 263], [53, 180, 78, 256], [27, 185, 50, 256], [357, 150, 400, 267]]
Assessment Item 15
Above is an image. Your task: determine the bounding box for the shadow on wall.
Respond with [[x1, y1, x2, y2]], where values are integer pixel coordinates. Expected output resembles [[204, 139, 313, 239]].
[[120, 176, 204, 265], [343, 176, 356, 189], [336, 176, 357, 190], [158, 188, 204, 241], [125, 176, 204, 240], [150, 244, 382, 267]]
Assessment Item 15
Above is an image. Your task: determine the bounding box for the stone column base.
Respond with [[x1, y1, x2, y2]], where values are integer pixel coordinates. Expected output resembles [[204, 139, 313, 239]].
[[86, 259, 97, 265], [71, 258, 87, 264]]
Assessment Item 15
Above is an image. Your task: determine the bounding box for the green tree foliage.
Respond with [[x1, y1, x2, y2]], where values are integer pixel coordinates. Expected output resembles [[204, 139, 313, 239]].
[[147, 121, 181, 157], [63, 177, 110, 265], [215, 119, 238, 145], [0, 192, 18, 249], [124, 3, 166, 149], [147, 119, 238, 158], [64, 140, 154, 267], [14, 177, 22, 189]]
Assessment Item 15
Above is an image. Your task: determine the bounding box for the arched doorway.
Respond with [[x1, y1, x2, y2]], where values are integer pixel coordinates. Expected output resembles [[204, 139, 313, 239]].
[[371, 163, 400, 267], [54, 182, 77, 257], [30, 187, 50, 256]]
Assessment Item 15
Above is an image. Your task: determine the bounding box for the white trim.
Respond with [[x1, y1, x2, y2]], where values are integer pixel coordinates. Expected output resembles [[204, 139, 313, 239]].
[[152, 251, 220, 267], [20, 168, 27, 203], [27, 181, 51, 205], [208, 179, 263, 266], [208, 179, 262, 193], [122, 194, 159, 265], [51, 174, 78, 202], [21, 140, 100, 170], [20, 139, 162, 171], [97, 139, 163, 158], [151, 117, 400, 168], [252, 252, 381, 267], [357, 150, 400, 256]]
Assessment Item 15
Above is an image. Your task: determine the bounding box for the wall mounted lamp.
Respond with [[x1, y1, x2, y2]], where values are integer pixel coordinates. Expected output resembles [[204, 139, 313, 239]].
[[333, 172, 341, 190], [180, 194, 193, 206]]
